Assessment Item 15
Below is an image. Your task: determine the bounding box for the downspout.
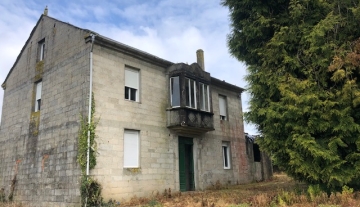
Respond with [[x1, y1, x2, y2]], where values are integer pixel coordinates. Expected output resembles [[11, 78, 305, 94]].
[[86, 34, 95, 176]]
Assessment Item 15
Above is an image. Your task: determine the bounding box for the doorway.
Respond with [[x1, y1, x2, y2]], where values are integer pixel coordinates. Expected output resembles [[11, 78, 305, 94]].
[[178, 137, 195, 191]]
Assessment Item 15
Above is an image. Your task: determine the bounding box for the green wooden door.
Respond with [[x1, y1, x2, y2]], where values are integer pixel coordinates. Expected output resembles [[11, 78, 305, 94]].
[[178, 137, 194, 191]]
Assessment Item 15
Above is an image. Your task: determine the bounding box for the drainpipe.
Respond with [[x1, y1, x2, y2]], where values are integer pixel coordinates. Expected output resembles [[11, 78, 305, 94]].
[[86, 34, 95, 177]]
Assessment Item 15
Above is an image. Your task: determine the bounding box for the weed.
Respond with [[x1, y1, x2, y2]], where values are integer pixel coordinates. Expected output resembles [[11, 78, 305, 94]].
[[307, 184, 322, 201]]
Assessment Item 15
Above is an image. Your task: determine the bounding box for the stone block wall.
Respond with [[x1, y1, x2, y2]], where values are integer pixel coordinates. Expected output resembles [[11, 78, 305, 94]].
[[91, 41, 250, 202], [91, 44, 175, 201], [0, 16, 90, 206]]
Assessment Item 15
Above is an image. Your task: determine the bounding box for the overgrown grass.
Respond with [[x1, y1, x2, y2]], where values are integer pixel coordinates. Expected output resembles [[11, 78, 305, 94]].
[[2, 173, 360, 206], [118, 173, 360, 207]]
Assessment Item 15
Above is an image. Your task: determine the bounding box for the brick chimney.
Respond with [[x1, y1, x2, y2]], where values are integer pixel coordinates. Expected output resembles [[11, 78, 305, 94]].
[[196, 49, 205, 71]]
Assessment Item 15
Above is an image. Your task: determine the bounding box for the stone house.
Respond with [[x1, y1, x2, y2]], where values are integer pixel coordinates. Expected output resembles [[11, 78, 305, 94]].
[[0, 12, 272, 206]]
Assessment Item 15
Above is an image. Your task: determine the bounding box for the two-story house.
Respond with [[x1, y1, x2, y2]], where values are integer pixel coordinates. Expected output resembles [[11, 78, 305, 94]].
[[0, 11, 272, 206]]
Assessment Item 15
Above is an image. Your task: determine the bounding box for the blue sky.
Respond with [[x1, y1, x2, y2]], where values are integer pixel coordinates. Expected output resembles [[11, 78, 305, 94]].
[[0, 0, 257, 134]]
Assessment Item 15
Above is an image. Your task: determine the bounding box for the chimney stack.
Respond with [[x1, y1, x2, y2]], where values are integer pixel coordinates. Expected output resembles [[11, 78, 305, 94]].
[[196, 49, 205, 71], [44, 6, 48, 16]]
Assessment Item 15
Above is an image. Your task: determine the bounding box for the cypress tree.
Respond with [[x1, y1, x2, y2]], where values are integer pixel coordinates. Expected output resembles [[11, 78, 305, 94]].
[[222, 0, 360, 190]]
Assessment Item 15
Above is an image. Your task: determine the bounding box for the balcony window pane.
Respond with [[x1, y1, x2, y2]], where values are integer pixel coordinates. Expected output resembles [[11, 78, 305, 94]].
[[170, 76, 180, 107], [185, 78, 196, 108], [200, 83, 210, 111]]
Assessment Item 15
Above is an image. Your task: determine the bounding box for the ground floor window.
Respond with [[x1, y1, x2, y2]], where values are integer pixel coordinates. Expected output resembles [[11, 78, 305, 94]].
[[123, 130, 140, 168], [222, 141, 231, 169]]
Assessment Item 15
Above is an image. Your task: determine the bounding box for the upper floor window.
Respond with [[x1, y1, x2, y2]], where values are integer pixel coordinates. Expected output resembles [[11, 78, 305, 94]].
[[35, 81, 42, 112], [170, 76, 180, 107], [185, 78, 196, 108], [219, 95, 227, 120], [38, 39, 45, 61], [199, 83, 210, 111], [125, 67, 139, 102]]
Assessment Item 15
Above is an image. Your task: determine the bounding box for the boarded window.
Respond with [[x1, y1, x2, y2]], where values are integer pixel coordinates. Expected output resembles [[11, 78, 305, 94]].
[[123, 130, 140, 168]]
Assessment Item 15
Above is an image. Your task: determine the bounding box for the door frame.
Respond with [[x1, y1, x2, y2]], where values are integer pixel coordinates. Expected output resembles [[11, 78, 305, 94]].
[[178, 137, 195, 191]]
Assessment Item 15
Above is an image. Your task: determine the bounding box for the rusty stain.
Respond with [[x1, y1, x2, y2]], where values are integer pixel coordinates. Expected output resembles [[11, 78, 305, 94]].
[[41, 154, 49, 172], [14, 159, 22, 174]]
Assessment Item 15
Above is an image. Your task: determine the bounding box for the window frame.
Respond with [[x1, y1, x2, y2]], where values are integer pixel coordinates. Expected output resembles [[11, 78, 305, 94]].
[[185, 77, 197, 109], [222, 141, 231, 169], [38, 39, 45, 61], [219, 95, 227, 121], [123, 129, 140, 168], [199, 82, 210, 112], [34, 81, 42, 112], [124, 67, 140, 102], [170, 76, 181, 107]]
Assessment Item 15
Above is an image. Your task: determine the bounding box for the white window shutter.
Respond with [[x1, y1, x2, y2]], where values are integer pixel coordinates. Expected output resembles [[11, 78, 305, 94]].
[[35, 81, 42, 112], [36, 82, 42, 100], [219, 96, 227, 116], [125, 68, 139, 89], [124, 130, 139, 168]]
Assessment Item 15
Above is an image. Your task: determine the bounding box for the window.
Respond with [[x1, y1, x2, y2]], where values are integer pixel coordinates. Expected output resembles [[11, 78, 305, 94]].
[[253, 143, 261, 162], [35, 81, 42, 112], [185, 78, 196, 108], [199, 83, 210, 111], [222, 142, 231, 169], [123, 130, 140, 168], [170, 76, 180, 107], [125, 68, 139, 101], [219, 95, 227, 120], [38, 39, 45, 61]]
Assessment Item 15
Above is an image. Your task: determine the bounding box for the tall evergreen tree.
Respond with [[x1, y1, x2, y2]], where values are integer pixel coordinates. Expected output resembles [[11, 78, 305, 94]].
[[223, 0, 360, 190]]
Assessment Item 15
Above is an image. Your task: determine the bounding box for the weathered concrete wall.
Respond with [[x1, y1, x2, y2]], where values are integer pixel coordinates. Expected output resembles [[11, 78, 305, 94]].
[[246, 139, 273, 181], [91, 44, 175, 201], [0, 16, 90, 206], [197, 86, 248, 188], [91, 41, 249, 202]]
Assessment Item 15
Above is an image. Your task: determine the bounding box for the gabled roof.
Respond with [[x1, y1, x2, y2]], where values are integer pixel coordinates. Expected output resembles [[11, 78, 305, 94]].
[[1, 14, 92, 88], [3, 15, 244, 93]]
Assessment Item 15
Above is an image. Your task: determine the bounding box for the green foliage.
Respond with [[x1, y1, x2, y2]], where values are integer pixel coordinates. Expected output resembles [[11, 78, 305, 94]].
[[77, 93, 102, 206], [80, 175, 103, 207], [223, 0, 360, 190], [307, 184, 322, 201], [144, 199, 162, 207], [77, 93, 97, 173], [341, 185, 353, 195]]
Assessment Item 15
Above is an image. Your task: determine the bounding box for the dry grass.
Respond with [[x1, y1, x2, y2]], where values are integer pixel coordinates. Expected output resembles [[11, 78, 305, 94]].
[[119, 173, 360, 207], [2, 174, 360, 207], [0, 204, 23, 207]]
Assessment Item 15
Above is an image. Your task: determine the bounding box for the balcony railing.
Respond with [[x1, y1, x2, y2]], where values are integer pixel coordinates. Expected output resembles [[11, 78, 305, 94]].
[[167, 107, 214, 136]]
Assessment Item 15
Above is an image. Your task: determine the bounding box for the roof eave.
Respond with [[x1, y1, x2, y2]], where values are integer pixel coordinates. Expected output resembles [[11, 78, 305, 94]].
[[211, 77, 245, 93], [89, 34, 174, 68]]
